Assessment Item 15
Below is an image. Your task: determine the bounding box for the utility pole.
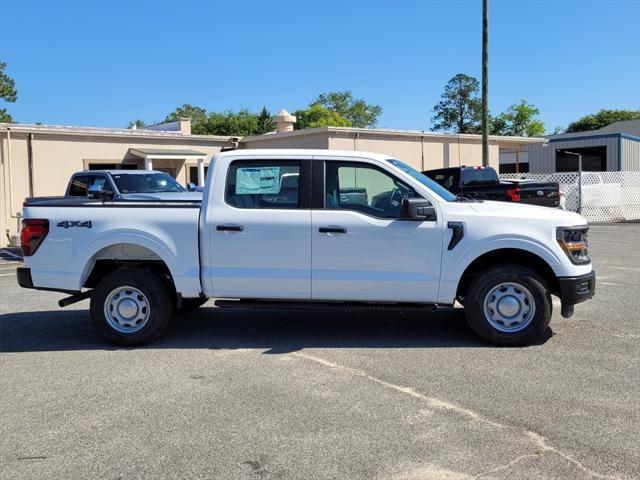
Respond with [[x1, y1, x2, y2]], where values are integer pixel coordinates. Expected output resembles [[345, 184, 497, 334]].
[[482, 0, 489, 166]]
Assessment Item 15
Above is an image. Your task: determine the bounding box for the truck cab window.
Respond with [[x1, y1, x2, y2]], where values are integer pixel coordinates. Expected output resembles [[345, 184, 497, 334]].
[[325, 162, 416, 218], [225, 161, 301, 209], [88, 177, 113, 193], [68, 176, 92, 196], [69, 175, 112, 196]]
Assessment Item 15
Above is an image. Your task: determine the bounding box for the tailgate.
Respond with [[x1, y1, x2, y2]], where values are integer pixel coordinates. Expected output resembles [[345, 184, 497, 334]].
[[518, 182, 560, 207]]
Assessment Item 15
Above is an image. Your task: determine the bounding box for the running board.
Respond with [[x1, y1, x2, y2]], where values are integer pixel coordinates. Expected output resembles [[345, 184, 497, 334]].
[[214, 299, 437, 312]]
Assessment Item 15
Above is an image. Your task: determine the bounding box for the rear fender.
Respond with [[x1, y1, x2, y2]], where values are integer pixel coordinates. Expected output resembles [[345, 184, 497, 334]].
[[77, 231, 178, 289]]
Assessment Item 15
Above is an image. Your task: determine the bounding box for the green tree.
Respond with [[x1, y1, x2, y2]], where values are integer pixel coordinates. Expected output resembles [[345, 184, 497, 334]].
[[0, 61, 18, 122], [127, 119, 147, 129], [490, 100, 545, 137], [255, 107, 274, 135], [431, 73, 482, 134], [565, 109, 640, 133], [489, 113, 509, 136], [164, 104, 209, 134], [293, 105, 352, 129], [311, 91, 382, 128], [206, 109, 261, 136]]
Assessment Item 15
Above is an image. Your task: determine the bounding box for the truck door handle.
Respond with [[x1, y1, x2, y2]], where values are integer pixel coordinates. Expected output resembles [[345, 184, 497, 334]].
[[216, 224, 244, 232], [319, 226, 347, 234]]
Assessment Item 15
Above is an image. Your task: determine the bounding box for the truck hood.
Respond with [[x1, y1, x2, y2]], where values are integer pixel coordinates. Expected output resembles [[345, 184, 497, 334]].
[[120, 192, 203, 201], [467, 200, 587, 226]]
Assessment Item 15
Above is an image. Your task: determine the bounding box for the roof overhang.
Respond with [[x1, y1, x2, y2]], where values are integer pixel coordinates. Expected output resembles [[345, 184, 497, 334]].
[[241, 126, 548, 146], [129, 148, 207, 159], [0, 123, 233, 143]]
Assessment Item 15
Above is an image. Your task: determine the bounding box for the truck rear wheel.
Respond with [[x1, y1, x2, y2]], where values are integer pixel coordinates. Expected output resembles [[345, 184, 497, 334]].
[[463, 264, 551, 346], [90, 268, 172, 346]]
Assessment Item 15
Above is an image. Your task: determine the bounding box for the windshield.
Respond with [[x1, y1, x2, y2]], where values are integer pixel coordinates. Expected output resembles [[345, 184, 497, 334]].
[[461, 168, 499, 186], [112, 173, 186, 194], [386, 159, 457, 201]]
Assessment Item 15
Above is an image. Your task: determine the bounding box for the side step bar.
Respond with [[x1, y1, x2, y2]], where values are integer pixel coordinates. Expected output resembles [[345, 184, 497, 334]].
[[214, 299, 437, 312]]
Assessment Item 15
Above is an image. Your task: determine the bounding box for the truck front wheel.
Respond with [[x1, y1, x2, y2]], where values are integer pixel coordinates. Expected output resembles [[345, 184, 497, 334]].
[[463, 264, 552, 346], [90, 268, 173, 346]]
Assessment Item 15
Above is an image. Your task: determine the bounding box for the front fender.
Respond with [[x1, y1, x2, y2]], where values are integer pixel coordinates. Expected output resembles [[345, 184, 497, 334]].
[[438, 235, 565, 305]]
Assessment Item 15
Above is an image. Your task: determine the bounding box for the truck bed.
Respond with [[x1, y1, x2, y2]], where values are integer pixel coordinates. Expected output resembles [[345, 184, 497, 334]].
[[21, 198, 202, 296]]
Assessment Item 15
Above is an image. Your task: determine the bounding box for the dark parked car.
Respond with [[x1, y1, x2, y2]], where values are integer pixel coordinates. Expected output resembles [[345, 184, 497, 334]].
[[423, 166, 560, 207], [64, 170, 203, 200]]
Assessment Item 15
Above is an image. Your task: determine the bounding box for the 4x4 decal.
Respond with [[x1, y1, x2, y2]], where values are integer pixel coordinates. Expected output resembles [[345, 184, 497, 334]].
[[56, 220, 92, 229]]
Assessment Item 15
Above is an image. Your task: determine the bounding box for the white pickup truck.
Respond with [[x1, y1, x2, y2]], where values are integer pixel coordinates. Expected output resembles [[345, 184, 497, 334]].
[[18, 149, 595, 347]]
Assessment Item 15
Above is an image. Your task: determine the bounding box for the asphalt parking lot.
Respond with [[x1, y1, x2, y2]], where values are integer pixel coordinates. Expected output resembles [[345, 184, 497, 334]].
[[1, 223, 638, 480]]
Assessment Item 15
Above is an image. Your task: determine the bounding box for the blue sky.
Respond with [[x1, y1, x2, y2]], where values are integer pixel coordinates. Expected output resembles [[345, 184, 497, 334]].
[[2, 0, 639, 133]]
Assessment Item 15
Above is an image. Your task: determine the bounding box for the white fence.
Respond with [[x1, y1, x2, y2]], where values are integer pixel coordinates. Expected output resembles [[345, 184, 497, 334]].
[[499, 171, 640, 223]]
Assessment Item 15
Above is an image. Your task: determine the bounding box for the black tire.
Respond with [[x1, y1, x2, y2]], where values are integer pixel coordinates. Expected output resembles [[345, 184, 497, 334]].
[[90, 268, 173, 346], [463, 264, 551, 346], [179, 297, 208, 311]]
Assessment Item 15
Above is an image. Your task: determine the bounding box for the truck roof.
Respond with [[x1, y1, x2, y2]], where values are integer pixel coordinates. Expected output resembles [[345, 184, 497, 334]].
[[427, 166, 491, 171], [72, 170, 162, 175], [214, 149, 393, 161]]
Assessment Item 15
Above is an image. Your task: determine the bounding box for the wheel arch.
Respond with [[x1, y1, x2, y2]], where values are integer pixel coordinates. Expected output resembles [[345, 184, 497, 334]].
[[81, 243, 177, 298], [456, 248, 560, 301]]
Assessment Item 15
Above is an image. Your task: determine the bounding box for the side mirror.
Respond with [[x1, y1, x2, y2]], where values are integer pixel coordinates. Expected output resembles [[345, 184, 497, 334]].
[[187, 182, 197, 192], [87, 184, 114, 200], [400, 197, 436, 221]]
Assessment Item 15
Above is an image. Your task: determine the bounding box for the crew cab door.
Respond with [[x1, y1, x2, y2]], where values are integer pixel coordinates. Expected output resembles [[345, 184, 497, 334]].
[[207, 157, 312, 299], [311, 158, 443, 303]]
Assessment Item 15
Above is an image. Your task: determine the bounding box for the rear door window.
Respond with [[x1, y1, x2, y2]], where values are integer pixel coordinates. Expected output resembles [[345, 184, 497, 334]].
[[225, 160, 301, 209]]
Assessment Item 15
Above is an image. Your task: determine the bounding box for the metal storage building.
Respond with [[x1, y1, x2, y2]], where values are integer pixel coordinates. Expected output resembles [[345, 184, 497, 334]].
[[500, 120, 640, 173]]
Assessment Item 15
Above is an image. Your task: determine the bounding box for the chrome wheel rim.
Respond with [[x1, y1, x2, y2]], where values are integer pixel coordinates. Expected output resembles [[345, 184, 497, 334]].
[[104, 286, 150, 333], [483, 282, 536, 333]]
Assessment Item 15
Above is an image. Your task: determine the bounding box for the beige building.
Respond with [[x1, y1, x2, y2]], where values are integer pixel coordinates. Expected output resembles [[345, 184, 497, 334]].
[[1, 113, 545, 245]]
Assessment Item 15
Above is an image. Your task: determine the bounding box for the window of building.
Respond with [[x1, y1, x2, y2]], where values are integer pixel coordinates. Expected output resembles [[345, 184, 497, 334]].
[[325, 162, 416, 218], [88, 163, 138, 170], [556, 146, 606, 172], [189, 165, 209, 184], [499, 151, 530, 174], [499, 163, 530, 174], [225, 160, 301, 209]]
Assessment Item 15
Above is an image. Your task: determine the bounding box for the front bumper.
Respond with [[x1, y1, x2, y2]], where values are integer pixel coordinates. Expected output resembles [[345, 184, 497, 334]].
[[558, 270, 596, 305]]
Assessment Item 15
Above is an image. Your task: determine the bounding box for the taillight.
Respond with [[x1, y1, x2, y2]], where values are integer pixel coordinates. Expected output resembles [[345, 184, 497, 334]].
[[21, 219, 49, 256], [506, 187, 521, 202]]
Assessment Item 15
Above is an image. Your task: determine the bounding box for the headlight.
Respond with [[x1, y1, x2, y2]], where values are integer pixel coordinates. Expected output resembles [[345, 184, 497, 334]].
[[556, 226, 590, 265]]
